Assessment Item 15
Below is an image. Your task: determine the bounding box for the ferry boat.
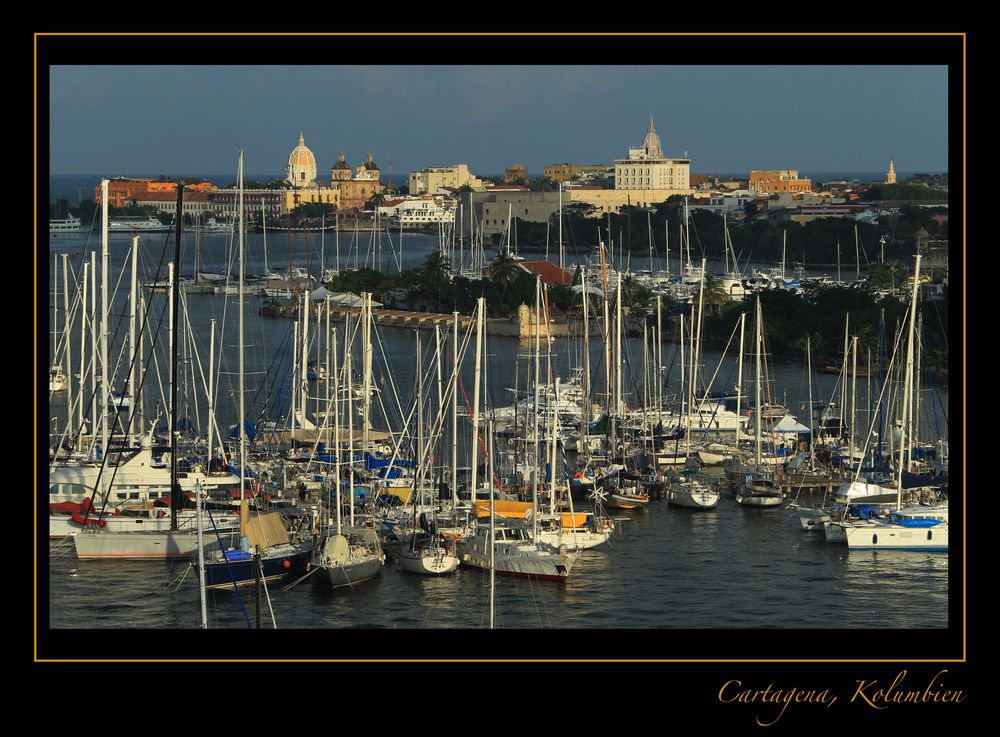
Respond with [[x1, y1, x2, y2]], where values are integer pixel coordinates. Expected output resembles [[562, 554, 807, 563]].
[[108, 216, 172, 233], [49, 215, 87, 235]]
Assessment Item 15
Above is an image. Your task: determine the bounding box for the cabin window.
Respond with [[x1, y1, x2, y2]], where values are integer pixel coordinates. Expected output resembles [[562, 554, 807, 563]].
[[872, 534, 878, 545], [117, 493, 127, 500], [927, 530, 933, 541], [129, 492, 140, 500]]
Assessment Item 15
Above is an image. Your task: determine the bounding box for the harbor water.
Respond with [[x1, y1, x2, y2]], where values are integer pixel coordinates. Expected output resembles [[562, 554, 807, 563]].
[[43, 229, 952, 640]]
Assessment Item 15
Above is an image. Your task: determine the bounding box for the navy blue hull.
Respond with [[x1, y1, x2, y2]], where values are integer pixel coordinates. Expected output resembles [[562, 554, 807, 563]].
[[204, 549, 312, 589]]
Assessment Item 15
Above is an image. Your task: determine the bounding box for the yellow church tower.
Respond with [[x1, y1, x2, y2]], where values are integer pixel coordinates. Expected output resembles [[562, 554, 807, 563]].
[[887, 160, 896, 185]]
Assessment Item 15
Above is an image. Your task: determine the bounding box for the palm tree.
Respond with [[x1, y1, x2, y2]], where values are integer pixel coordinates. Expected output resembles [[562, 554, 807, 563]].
[[700, 274, 731, 316], [489, 251, 522, 288]]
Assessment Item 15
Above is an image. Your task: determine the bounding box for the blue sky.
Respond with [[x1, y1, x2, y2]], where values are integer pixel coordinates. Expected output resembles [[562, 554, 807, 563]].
[[48, 65, 949, 177]]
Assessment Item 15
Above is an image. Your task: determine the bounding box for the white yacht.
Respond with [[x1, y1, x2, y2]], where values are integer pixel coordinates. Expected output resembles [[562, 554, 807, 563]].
[[49, 215, 87, 235]]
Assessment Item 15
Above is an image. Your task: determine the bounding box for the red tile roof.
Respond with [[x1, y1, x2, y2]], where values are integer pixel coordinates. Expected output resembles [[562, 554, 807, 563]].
[[518, 260, 573, 285]]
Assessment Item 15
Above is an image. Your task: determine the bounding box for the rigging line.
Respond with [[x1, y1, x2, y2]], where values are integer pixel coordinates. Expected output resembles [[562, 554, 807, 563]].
[[205, 505, 253, 629], [79, 228, 180, 523]]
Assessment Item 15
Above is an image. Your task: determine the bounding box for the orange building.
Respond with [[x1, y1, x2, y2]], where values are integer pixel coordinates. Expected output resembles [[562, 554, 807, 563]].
[[95, 178, 216, 207], [749, 170, 812, 194]]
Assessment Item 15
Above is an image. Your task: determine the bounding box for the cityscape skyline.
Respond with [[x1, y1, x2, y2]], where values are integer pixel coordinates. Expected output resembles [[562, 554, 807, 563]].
[[48, 65, 949, 178]]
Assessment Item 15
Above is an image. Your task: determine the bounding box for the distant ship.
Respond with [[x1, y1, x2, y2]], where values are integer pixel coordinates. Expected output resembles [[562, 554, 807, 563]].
[[108, 216, 172, 233], [49, 215, 88, 235]]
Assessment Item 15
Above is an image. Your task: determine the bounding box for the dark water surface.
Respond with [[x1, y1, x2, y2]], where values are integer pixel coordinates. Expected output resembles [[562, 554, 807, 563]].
[[43, 230, 952, 640]]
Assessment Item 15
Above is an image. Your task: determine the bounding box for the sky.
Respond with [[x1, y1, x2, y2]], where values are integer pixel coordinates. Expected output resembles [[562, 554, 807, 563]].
[[48, 65, 949, 178]]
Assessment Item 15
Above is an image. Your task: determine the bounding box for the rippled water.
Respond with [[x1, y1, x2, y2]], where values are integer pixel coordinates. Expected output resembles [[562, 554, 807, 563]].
[[43, 231, 952, 646], [47, 487, 949, 633]]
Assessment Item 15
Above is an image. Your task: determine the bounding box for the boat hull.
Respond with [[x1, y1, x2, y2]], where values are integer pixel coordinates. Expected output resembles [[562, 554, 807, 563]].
[[324, 555, 384, 587], [398, 549, 460, 575], [73, 530, 211, 560], [204, 548, 313, 589], [844, 522, 948, 551], [735, 493, 783, 508], [667, 488, 720, 509], [460, 542, 577, 581]]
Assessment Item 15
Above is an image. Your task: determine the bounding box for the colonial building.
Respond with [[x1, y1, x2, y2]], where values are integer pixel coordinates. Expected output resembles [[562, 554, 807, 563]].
[[95, 178, 216, 208], [504, 164, 529, 184], [614, 115, 691, 193], [409, 164, 485, 195], [564, 115, 693, 214], [283, 135, 382, 212], [378, 195, 455, 226], [469, 190, 564, 238], [127, 190, 214, 219], [286, 132, 318, 188], [209, 189, 284, 220], [749, 170, 812, 194]]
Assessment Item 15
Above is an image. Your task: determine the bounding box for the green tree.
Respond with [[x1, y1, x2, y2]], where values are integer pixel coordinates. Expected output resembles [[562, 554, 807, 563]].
[[488, 251, 522, 288]]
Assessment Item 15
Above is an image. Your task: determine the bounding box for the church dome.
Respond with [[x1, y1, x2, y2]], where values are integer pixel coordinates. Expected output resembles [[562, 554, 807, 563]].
[[361, 151, 379, 171], [286, 132, 317, 188], [332, 150, 351, 170], [641, 115, 663, 158]]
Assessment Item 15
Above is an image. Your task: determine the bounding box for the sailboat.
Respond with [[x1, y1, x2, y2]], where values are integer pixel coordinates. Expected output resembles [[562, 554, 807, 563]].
[[312, 292, 386, 587], [733, 296, 783, 508], [842, 255, 948, 551], [397, 334, 460, 575], [74, 180, 219, 560], [456, 299, 580, 580], [202, 501, 313, 589]]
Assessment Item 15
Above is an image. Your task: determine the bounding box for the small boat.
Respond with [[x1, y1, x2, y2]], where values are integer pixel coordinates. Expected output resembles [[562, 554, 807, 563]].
[[203, 508, 313, 589], [49, 365, 67, 392], [458, 518, 578, 581], [667, 474, 720, 510], [315, 527, 385, 588], [398, 531, 460, 575], [734, 467, 783, 508]]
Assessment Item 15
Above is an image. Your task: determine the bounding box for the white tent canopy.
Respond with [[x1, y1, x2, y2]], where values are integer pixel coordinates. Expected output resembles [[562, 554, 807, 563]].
[[772, 414, 811, 434]]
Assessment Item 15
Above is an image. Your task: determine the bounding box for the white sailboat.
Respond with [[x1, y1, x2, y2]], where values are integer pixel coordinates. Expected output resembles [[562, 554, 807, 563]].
[[843, 255, 948, 551], [313, 292, 386, 587], [397, 334, 460, 575], [734, 297, 783, 508]]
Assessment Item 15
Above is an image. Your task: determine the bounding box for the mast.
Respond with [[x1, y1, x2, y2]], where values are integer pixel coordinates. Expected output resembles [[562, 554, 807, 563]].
[[333, 327, 341, 535], [363, 292, 373, 485], [90, 251, 97, 453], [558, 183, 564, 273], [207, 319, 216, 463], [62, 253, 71, 421], [581, 265, 590, 455], [238, 151, 247, 511], [532, 277, 541, 542], [488, 415, 496, 631], [850, 335, 858, 473], [169, 181, 184, 530], [615, 271, 623, 418], [897, 255, 922, 509], [77, 260, 88, 453], [346, 305, 356, 528], [452, 311, 459, 508], [416, 332, 423, 506], [100, 179, 109, 483], [754, 296, 762, 469], [301, 289, 310, 425], [736, 312, 745, 447], [470, 297, 484, 508], [807, 335, 814, 467], [128, 237, 139, 444]]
